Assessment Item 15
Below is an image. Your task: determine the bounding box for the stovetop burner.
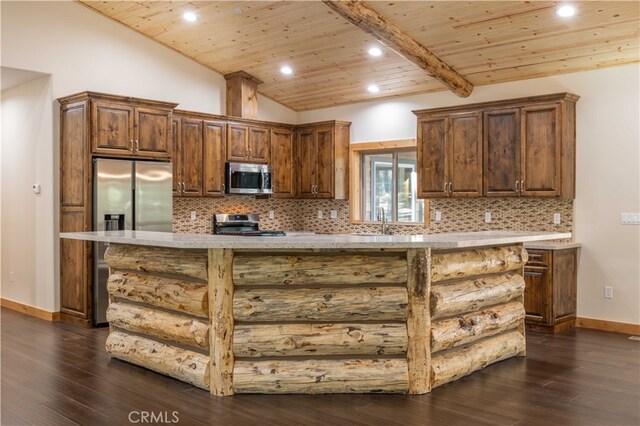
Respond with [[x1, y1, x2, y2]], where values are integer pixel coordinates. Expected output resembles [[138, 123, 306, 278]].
[[213, 214, 286, 237]]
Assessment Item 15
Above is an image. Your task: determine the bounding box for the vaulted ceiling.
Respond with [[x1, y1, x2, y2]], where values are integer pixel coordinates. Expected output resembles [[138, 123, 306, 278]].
[[79, 1, 639, 111]]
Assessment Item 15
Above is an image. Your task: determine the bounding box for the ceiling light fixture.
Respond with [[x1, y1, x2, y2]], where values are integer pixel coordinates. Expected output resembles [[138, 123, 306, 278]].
[[556, 5, 576, 18], [367, 85, 380, 93], [368, 47, 383, 57], [183, 11, 198, 22], [280, 66, 293, 75]]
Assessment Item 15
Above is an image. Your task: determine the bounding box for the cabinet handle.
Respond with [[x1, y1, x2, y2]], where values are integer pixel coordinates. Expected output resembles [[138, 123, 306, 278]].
[[448, 182, 452, 195], [444, 182, 448, 194], [135, 140, 139, 151], [222, 183, 225, 193], [182, 182, 186, 192], [524, 271, 543, 277], [520, 180, 525, 193], [130, 139, 134, 150], [249, 148, 252, 158], [515, 180, 520, 193], [246, 148, 250, 159]]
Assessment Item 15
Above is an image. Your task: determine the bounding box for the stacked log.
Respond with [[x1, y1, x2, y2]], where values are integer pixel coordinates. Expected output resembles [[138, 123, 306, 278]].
[[231, 251, 410, 394], [429, 245, 528, 389], [103, 243, 210, 388]]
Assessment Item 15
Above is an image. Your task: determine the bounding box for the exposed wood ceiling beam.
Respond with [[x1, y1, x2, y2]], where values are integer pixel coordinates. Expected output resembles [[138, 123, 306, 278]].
[[322, 0, 473, 98]]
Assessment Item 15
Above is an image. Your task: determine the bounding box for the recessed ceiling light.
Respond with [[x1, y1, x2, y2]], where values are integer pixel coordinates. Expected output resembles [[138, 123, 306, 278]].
[[183, 11, 197, 22], [367, 85, 380, 93], [368, 47, 383, 57], [280, 66, 293, 75], [556, 5, 576, 18]]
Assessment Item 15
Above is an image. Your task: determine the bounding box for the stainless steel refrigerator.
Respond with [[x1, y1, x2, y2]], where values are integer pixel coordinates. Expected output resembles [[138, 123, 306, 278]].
[[93, 159, 173, 325]]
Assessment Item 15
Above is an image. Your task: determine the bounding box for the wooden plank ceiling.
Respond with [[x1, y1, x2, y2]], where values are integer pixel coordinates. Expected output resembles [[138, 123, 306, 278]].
[[79, 1, 639, 111]]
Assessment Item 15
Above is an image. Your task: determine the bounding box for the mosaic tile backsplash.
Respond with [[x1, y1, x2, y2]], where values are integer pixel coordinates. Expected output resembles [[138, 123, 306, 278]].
[[174, 196, 573, 237]]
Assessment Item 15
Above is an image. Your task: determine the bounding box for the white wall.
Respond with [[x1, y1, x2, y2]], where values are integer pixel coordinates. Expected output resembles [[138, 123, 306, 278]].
[[300, 64, 640, 325], [0, 0, 296, 312], [1, 76, 55, 310]]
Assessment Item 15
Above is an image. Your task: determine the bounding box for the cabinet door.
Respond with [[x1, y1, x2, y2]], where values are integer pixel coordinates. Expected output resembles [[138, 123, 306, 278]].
[[135, 107, 172, 159], [270, 128, 295, 198], [297, 129, 316, 198], [484, 108, 521, 196], [417, 117, 448, 198], [172, 117, 182, 196], [91, 100, 134, 155], [227, 124, 249, 162], [315, 127, 334, 198], [449, 112, 482, 197], [552, 249, 578, 321], [203, 120, 226, 197], [248, 126, 270, 163], [520, 104, 561, 197], [524, 266, 552, 324], [181, 119, 203, 196]]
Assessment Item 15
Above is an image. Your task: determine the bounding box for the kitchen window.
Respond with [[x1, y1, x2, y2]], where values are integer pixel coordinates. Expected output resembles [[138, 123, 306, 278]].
[[350, 140, 426, 225]]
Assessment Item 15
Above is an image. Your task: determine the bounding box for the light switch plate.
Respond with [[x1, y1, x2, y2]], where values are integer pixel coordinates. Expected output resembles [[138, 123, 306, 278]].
[[553, 213, 561, 224], [190, 211, 196, 221], [330, 210, 338, 219], [621, 212, 640, 225], [435, 211, 442, 222], [484, 212, 492, 223], [268, 210, 275, 220]]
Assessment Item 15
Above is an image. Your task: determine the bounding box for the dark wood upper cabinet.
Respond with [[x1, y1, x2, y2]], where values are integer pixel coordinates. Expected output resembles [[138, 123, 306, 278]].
[[226, 123, 270, 163], [295, 121, 350, 199], [484, 108, 521, 197], [180, 118, 204, 197], [171, 117, 182, 196], [90, 96, 175, 159], [417, 112, 482, 198], [270, 128, 295, 198], [414, 92, 578, 199], [203, 120, 226, 197]]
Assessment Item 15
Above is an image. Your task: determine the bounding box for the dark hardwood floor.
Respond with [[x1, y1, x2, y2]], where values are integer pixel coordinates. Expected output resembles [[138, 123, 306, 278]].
[[1, 307, 638, 426]]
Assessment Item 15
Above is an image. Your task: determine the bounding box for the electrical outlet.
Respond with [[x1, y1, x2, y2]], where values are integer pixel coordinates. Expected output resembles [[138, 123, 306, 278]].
[[9, 271, 14, 284], [435, 211, 442, 222], [553, 213, 561, 225], [484, 212, 492, 223], [604, 286, 613, 299], [190, 211, 196, 221], [268, 210, 275, 220], [317, 210, 323, 219], [330, 210, 338, 219], [621, 213, 640, 225]]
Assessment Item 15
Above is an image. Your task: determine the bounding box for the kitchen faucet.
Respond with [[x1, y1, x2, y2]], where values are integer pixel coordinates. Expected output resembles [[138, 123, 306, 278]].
[[377, 206, 390, 235]]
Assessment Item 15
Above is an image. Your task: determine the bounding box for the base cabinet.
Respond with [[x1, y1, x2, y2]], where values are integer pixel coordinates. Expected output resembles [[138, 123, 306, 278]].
[[524, 248, 578, 333]]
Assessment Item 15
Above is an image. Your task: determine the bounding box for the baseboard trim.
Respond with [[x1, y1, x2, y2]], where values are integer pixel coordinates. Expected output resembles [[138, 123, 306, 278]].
[[576, 317, 640, 335], [0, 298, 60, 322]]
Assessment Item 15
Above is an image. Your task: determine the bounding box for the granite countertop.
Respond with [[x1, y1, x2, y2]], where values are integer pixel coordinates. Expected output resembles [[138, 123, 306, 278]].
[[60, 230, 571, 250], [524, 241, 582, 250]]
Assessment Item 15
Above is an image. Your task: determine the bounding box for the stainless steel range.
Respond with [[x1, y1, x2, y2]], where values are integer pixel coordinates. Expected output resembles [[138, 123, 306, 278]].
[[213, 214, 286, 236]]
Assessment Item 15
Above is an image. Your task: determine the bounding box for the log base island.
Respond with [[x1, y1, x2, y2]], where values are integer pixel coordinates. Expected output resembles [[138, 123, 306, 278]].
[[60, 230, 570, 395]]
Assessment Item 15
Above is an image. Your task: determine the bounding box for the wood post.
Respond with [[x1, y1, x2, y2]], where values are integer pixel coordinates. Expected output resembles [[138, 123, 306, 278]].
[[234, 323, 407, 357], [431, 301, 525, 353], [430, 272, 525, 320], [233, 359, 408, 394], [234, 287, 408, 322], [406, 248, 431, 394], [233, 253, 407, 285], [107, 272, 208, 318], [431, 245, 528, 283], [106, 302, 210, 350], [105, 244, 208, 281], [106, 331, 210, 390], [208, 249, 235, 396]]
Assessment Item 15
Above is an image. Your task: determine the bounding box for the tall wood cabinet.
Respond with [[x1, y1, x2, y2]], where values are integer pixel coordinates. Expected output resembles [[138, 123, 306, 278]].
[[524, 247, 579, 333], [414, 93, 578, 199], [58, 92, 177, 326], [295, 121, 350, 199], [270, 128, 295, 198]]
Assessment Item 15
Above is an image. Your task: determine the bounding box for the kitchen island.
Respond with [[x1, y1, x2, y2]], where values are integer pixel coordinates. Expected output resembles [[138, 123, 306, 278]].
[[60, 230, 570, 395]]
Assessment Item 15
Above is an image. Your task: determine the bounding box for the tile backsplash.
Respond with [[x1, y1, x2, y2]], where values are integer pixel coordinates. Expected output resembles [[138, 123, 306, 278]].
[[174, 196, 573, 237]]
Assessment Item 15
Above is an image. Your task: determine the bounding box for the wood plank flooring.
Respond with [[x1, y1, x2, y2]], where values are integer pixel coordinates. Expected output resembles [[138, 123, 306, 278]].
[[1, 307, 638, 425]]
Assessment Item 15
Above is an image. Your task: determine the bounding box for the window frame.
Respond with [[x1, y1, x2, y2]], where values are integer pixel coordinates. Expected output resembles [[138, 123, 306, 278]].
[[349, 139, 429, 227]]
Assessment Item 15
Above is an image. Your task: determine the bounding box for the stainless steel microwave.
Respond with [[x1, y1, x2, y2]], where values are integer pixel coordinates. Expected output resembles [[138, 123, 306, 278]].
[[225, 162, 273, 195]]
